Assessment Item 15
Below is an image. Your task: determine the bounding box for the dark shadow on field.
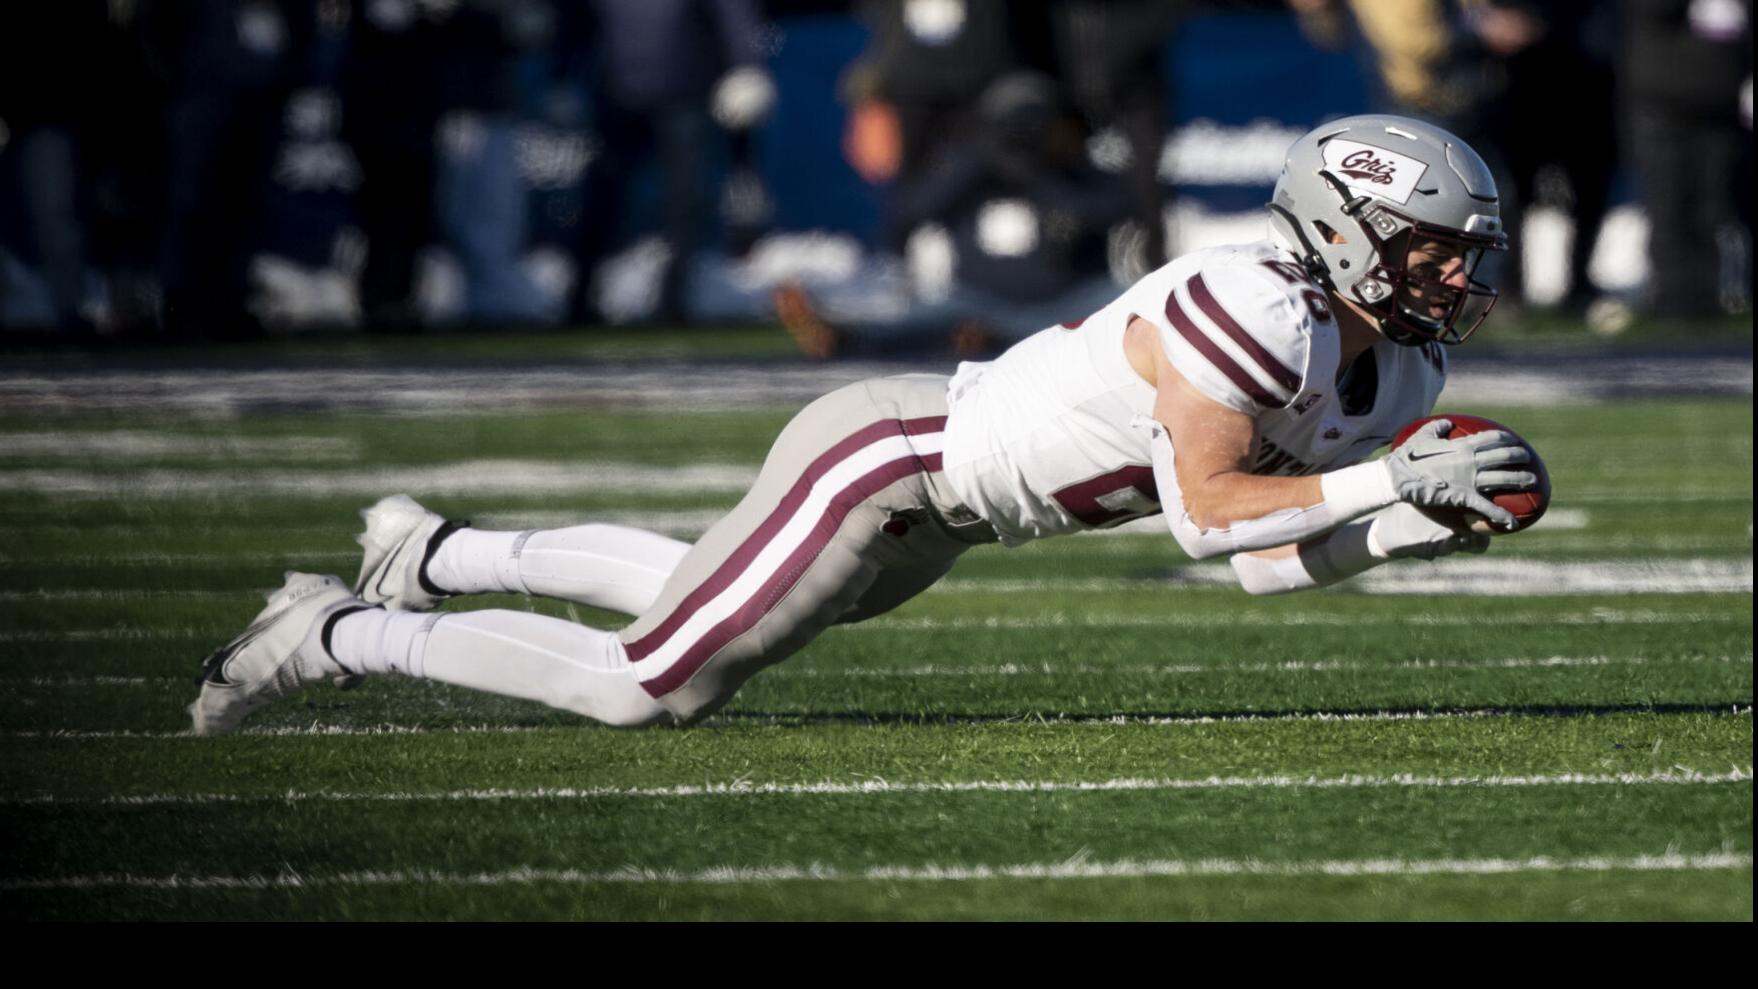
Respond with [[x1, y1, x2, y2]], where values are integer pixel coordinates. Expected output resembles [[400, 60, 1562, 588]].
[[707, 702, 1754, 727]]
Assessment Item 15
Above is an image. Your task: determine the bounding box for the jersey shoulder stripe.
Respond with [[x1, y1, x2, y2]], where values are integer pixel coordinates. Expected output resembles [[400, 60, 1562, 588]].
[[1163, 289, 1286, 409], [1187, 273, 1304, 394]]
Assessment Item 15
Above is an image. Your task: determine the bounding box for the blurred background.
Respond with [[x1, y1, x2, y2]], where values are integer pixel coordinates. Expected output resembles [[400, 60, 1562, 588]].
[[0, 0, 1750, 353]]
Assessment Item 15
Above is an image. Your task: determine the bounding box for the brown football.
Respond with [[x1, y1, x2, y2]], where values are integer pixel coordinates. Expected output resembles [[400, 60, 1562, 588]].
[[1389, 414, 1551, 534]]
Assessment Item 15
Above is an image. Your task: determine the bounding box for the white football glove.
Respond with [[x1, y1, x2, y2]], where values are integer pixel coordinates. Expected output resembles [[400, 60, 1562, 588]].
[[1382, 419, 1534, 530], [1367, 502, 1491, 561]]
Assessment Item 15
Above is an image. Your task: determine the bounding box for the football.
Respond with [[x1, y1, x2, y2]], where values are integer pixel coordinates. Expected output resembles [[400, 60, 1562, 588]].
[[1390, 413, 1551, 533]]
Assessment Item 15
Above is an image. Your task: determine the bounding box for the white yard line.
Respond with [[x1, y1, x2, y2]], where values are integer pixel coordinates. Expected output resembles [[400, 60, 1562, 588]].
[[0, 552, 357, 567], [0, 461, 759, 498], [933, 558, 1755, 596], [8, 706, 1750, 740], [1, 608, 1745, 643], [4, 724, 544, 740], [3, 852, 1749, 892], [853, 610, 1748, 630], [0, 457, 1748, 509], [8, 768, 1750, 809], [10, 654, 1749, 689], [778, 655, 1753, 677], [0, 356, 1747, 416], [0, 432, 360, 461], [1, 558, 1751, 608]]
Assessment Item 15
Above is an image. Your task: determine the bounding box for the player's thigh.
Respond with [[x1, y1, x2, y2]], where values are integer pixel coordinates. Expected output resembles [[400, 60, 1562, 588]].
[[617, 379, 949, 721]]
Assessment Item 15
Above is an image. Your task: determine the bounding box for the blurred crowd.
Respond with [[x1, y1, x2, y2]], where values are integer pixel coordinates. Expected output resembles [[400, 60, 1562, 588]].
[[0, 0, 1750, 349]]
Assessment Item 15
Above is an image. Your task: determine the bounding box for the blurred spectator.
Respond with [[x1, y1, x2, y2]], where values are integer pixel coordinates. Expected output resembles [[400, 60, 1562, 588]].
[[1621, 0, 1752, 318], [0, 3, 117, 332], [1290, 0, 1476, 121], [141, 0, 314, 338], [344, 0, 556, 330], [1469, 1, 1619, 313], [778, 70, 1131, 358], [1046, 0, 1184, 276], [567, 0, 775, 325], [841, 0, 1025, 254], [432, 1, 558, 325]]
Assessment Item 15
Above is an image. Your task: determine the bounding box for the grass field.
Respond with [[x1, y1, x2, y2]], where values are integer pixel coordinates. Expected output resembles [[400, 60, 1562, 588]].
[[0, 338, 1750, 920]]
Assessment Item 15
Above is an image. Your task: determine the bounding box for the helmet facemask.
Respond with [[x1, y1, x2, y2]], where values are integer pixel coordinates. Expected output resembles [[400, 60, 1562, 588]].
[[1348, 204, 1504, 346]]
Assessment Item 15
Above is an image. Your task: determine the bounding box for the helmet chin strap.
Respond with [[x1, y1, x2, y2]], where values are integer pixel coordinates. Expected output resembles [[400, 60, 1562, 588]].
[[1267, 202, 1333, 288], [1271, 173, 1414, 343]]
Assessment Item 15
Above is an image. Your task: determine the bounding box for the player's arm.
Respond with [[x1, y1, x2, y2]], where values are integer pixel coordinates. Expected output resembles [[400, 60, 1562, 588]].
[[1227, 504, 1490, 596], [1141, 321, 1423, 560], [1139, 320, 1531, 561]]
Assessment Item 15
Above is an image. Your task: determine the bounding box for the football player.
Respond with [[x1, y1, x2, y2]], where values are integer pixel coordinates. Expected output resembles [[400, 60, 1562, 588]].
[[191, 114, 1538, 733]]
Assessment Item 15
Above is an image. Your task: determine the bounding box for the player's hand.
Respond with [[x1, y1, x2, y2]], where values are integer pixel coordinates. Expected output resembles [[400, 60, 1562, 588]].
[[1382, 419, 1535, 529], [1367, 502, 1491, 561]]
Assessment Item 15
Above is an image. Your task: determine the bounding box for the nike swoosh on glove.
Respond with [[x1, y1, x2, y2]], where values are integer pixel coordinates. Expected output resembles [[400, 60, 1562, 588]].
[[1382, 419, 1537, 529]]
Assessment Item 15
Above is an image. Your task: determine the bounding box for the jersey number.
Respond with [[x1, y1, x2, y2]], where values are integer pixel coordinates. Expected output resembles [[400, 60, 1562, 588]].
[[1051, 465, 1162, 528]]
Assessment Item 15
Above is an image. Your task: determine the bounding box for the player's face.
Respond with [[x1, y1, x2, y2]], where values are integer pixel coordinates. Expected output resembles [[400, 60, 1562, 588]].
[[1398, 237, 1476, 323]]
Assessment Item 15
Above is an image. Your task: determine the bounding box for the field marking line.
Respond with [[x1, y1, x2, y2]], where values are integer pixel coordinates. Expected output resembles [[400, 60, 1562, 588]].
[[0, 457, 1750, 505], [3, 609, 1744, 644], [9, 705, 1751, 740], [0, 353, 1748, 414], [2, 558, 1752, 605], [855, 610, 1751, 630], [4, 852, 1750, 892], [4, 724, 547, 740], [0, 431, 362, 461], [934, 558, 1755, 596], [9, 654, 1751, 689], [9, 768, 1750, 808], [0, 461, 759, 498]]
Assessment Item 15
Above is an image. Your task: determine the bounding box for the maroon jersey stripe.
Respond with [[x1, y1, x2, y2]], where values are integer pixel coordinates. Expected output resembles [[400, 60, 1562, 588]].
[[1163, 290, 1283, 409], [1187, 273, 1304, 395], [624, 415, 945, 663], [639, 451, 942, 697]]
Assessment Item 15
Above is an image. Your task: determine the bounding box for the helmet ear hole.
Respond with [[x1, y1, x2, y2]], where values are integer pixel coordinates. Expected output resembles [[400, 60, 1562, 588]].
[[1313, 220, 1345, 246]]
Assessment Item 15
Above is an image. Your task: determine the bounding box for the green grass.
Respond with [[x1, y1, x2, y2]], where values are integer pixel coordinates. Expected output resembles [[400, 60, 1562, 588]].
[[0, 376, 1749, 919]]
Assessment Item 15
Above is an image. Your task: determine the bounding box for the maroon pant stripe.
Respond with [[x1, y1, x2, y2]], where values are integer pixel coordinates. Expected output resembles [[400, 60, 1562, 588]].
[[1186, 273, 1304, 395], [639, 450, 944, 697], [625, 415, 947, 664], [1163, 289, 1282, 409]]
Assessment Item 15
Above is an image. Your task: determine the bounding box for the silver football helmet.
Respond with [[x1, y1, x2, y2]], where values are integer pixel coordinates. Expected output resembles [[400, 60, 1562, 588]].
[[1268, 114, 1507, 346]]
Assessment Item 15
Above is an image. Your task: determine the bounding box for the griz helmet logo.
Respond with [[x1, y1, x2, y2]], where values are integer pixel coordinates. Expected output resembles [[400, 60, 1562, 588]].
[[1338, 149, 1398, 185], [1321, 139, 1428, 206]]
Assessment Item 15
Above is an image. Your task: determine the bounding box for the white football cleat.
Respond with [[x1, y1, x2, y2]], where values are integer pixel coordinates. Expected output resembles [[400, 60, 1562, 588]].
[[354, 494, 467, 611], [189, 572, 369, 736]]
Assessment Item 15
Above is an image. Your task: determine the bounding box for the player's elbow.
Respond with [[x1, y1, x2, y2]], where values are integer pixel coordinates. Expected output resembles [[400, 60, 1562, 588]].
[[1178, 478, 1239, 533], [1167, 514, 1228, 560]]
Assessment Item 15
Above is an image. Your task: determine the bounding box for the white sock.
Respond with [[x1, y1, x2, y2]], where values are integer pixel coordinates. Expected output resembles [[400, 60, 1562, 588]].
[[428, 523, 689, 615], [426, 528, 532, 596], [326, 607, 669, 728]]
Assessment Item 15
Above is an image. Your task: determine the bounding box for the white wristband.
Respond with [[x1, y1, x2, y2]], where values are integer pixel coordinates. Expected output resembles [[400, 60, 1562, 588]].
[[1319, 460, 1398, 523]]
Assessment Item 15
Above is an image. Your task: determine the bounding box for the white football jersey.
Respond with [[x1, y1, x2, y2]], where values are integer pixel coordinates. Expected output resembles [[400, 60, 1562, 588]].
[[941, 239, 1448, 546]]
